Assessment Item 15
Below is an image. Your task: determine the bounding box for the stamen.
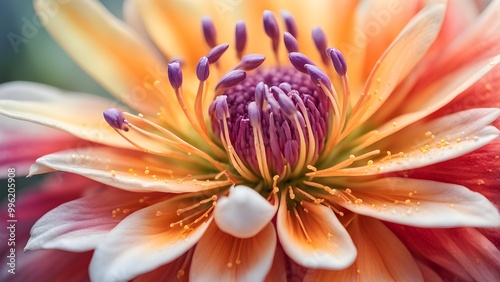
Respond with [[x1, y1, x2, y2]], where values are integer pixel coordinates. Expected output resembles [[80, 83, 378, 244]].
[[207, 43, 229, 64], [196, 56, 210, 81], [248, 102, 272, 183], [281, 10, 298, 37], [284, 32, 299, 53], [202, 16, 217, 48], [327, 48, 347, 76], [233, 54, 266, 71], [288, 52, 315, 73], [311, 27, 328, 64], [309, 149, 381, 177], [263, 10, 280, 62], [215, 70, 247, 92], [167, 62, 183, 89], [235, 20, 247, 59], [293, 204, 312, 243], [103, 108, 129, 132], [304, 64, 332, 88]]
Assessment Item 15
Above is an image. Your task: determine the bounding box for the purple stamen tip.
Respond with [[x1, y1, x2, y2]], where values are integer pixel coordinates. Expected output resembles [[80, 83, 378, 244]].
[[327, 48, 347, 76], [305, 64, 332, 87], [103, 108, 128, 131], [263, 10, 280, 51], [167, 62, 183, 89], [254, 82, 268, 109], [202, 16, 217, 48], [235, 20, 247, 57], [196, 57, 210, 81], [247, 102, 261, 128], [273, 88, 296, 116], [236, 54, 266, 71], [215, 70, 246, 90], [284, 32, 299, 53], [288, 52, 315, 73], [214, 95, 229, 120], [207, 43, 229, 64], [312, 27, 328, 64], [281, 10, 298, 38]]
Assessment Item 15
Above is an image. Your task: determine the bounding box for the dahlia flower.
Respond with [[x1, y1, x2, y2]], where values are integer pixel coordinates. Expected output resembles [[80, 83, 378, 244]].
[[1, 0, 500, 281]]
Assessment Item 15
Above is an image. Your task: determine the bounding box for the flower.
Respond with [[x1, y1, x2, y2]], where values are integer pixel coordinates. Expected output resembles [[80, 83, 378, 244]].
[[1, 0, 500, 281]]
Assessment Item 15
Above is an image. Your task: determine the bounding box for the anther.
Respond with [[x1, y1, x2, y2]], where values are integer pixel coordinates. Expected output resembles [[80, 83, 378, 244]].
[[215, 70, 247, 91], [167, 62, 183, 89], [207, 43, 229, 64], [281, 11, 298, 37], [311, 27, 329, 64], [284, 32, 299, 53], [327, 48, 347, 76], [288, 52, 315, 73], [304, 64, 332, 87], [235, 20, 247, 59], [103, 108, 129, 131], [254, 81, 268, 110], [196, 57, 210, 81], [234, 54, 266, 71], [202, 16, 217, 48], [213, 95, 230, 121], [263, 10, 280, 54]]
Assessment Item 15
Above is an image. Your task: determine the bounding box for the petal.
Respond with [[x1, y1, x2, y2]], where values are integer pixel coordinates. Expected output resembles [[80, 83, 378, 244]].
[[26, 188, 165, 252], [359, 55, 500, 148], [89, 192, 215, 282], [0, 81, 133, 150], [334, 177, 500, 228], [329, 108, 500, 176], [190, 223, 276, 282], [29, 147, 232, 193], [346, 1, 446, 130], [214, 185, 277, 238], [276, 193, 357, 270], [388, 225, 500, 281], [304, 216, 423, 281], [132, 251, 193, 282], [33, 0, 179, 120]]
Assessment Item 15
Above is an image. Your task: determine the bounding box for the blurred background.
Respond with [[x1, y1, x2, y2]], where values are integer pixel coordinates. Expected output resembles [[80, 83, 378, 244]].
[[0, 1, 123, 197]]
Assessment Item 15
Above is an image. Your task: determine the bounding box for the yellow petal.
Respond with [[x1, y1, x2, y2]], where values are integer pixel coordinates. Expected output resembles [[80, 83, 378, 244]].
[[29, 147, 232, 193], [190, 222, 276, 282], [34, 0, 187, 129], [0, 81, 133, 149], [304, 216, 423, 281], [276, 192, 356, 270]]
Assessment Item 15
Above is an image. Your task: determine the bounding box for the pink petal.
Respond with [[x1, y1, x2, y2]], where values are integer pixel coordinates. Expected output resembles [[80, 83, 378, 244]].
[[26, 187, 165, 252], [304, 216, 423, 281], [388, 224, 500, 281], [190, 223, 276, 282]]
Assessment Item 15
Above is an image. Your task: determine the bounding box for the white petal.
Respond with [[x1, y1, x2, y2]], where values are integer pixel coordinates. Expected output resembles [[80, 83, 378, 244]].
[[214, 185, 277, 238], [89, 193, 212, 282], [335, 178, 500, 228]]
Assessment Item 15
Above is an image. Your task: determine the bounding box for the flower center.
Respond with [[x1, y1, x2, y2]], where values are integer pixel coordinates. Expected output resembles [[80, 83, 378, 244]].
[[210, 67, 330, 184]]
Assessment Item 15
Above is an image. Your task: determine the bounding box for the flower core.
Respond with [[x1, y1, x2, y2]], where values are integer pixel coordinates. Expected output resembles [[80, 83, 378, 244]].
[[211, 67, 329, 185]]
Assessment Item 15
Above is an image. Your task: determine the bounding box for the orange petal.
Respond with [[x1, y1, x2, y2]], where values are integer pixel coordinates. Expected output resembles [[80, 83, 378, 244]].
[[346, 1, 446, 132], [33, 0, 186, 126], [89, 193, 214, 281], [276, 192, 356, 270], [304, 216, 423, 281], [190, 222, 276, 282], [29, 147, 232, 193]]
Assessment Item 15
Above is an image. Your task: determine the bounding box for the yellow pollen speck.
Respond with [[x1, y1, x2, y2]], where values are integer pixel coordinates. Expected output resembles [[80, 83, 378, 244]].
[[349, 154, 355, 159], [128, 168, 134, 173], [392, 122, 397, 128], [367, 160, 374, 167], [177, 269, 185, 279], [110, 170, 116, 177], [425, 131, 432, 137], [145, 169, 150, 175], [408, 192, 413, 197], [138, 113, 144, 118], [156, 211, 163, 216], [357, 269, 361, 274], [394, 200, 399, 205], [477, 179, 484, 185], [71, 154, 76, 160], [376, 78, 381, 83], [307, 165, 317, 172], [472, 136, 479, 140], [405, 199, 411, 204], [456, 138, 461, 143], [345, 188, 352, 194], [227, 262, 233, 268]]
